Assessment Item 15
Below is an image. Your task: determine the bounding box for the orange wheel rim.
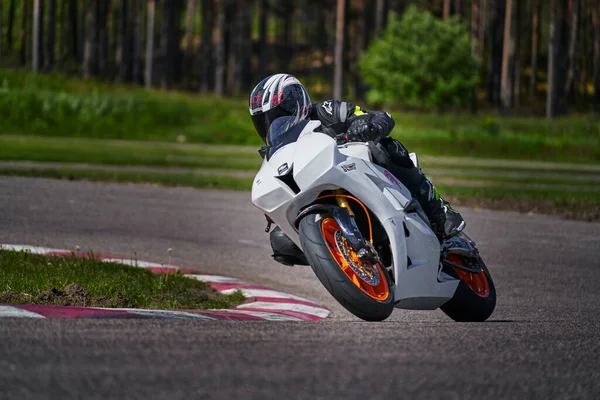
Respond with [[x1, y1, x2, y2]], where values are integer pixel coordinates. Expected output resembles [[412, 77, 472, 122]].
[[321, 218, 390, 301], [446, 254, 490, 298]]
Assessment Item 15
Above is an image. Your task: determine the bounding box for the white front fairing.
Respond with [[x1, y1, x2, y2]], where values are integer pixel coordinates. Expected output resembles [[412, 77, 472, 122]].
[[251, 121, 459, 310]]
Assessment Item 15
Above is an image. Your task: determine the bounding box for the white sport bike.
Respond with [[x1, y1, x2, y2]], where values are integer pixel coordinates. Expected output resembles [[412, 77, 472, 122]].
[[252, 117, 496, 322]]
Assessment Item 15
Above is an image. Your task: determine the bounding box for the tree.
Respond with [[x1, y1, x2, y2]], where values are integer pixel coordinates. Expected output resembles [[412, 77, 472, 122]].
[[185, 0, 196, 61], [7, 0, 16, 52], [443, 0, 451, 19], [20, 0, 30, 65], [512, 0, 521, 109], [145, 0, 155, 87], [333, 0, 346, 99], [565, 0, 579, 101], [84, 0, 99, 79], [97, 0, 110, 78], [236, 0, 251, 92], [68, 0, 79, 63], [547, 0, 559, 118], [375, 0, 385, 36], [487, 0, 505, 105], [257, 0, 268, 78], [354, 0, 367, 100], [0, 0, 3, 57], [184, 0, 196, 88], [593, 0, 600, 112], [46, 0, 56, 69], [132, 0, 143, 83], [32, 0, 41, 71], [214, 0, 225, 96], [454, 0, 464, 17], [161, 0, 182, 89], [530, 0, 542, 99], [471, 0, 481, 112], [118, 0, 131, 81], [547, 0, 570, 117], [500, 0, 513, 110], [359, 6, 478, 109], [478, 0, 487, 66], [199, 0, 214, 93]]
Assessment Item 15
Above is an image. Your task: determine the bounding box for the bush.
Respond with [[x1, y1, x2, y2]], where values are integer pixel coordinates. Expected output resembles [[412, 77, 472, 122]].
[[359, 6, 479, 110]]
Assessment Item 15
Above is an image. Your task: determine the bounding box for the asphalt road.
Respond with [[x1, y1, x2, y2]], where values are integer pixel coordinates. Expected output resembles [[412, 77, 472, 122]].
[[1, 177, 600, 399]]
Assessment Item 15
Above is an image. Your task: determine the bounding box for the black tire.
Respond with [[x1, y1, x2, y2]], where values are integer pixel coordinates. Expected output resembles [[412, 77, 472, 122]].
[[299, 213, 395, 322], [440, 257, 497, 322]]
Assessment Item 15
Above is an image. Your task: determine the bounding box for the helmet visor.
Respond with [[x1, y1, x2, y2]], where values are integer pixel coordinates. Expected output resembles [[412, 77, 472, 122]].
[[251, 106, 293, 143]]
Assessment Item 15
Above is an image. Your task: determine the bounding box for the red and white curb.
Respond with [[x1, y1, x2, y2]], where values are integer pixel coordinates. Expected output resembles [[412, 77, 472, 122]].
[[0, 244, 330, 321]]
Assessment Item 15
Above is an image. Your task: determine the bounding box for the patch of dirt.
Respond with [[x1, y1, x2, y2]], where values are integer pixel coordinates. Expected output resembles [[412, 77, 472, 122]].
[[447, 196, 600, 223], [0, 284, 135, 308]]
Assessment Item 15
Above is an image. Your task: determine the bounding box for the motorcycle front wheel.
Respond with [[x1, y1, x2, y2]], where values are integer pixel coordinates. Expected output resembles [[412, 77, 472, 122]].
[[440, 253, 497, 322], [299, 213, 395, 322]]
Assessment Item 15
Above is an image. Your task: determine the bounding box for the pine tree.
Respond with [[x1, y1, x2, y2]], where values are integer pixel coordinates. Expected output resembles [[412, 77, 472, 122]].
[[145, 0, 155, 87], [500, 0, 514, 110], [46, 0, 57, 69], [32, 0, 41, 71], [333, 0, 346, 99]]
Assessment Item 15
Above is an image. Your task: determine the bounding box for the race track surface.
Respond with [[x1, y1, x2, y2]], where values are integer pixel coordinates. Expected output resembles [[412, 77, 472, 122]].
[[1, 177, 600, 399]]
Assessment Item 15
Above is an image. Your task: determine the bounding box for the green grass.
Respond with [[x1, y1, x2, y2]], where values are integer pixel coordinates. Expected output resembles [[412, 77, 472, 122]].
[[1, 69, 599, 163], [420, 160, 600, 175], [428, 173, 600, 187], [2, 165, 599, 204], [0, 249, 246, 310], [0, 167, 254, 190], [0, 136, 262, 170], [436, 184, 600, 205]]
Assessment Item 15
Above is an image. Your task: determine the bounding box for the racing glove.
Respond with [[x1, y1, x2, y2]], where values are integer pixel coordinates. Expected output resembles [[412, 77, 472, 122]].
[[337, 111, 395, 144], [338, 118, 380, 144]]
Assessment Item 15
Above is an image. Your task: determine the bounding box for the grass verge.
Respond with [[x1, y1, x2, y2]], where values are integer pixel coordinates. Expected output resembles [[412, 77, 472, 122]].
[[1, 166, 598, 221], [0, 249, 246, 309], [438, 185, 600, 222], [0, 167, 254, 190], [0, 136, 261, 170], [1, 69, 599, 163]]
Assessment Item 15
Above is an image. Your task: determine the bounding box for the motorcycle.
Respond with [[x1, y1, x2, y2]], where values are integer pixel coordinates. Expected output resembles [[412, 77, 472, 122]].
[[251, 116, 496, 322]]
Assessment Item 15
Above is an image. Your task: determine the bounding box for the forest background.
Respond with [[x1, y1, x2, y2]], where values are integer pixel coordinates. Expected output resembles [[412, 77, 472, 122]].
[[0, 0, 599, 221]]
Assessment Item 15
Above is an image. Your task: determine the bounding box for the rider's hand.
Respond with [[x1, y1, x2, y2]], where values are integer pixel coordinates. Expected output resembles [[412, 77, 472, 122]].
[[343, 119, 379, 143], [369, 121, 386, 138]]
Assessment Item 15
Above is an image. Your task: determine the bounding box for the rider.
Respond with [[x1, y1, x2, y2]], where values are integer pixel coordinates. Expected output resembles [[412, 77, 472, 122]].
[[249, 73, 465, 266]]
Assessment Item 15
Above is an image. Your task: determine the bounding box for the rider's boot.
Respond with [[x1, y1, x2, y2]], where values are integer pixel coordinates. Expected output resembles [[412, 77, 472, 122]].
[[415, 178, 465, 239]]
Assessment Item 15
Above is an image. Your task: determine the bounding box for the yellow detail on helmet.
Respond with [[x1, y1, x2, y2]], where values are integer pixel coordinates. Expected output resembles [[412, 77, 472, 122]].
[[354, 106, 366, 116]]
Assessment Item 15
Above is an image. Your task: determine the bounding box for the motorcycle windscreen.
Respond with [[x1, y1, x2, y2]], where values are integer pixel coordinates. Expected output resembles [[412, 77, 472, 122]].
[[266, 117, 310, 161]]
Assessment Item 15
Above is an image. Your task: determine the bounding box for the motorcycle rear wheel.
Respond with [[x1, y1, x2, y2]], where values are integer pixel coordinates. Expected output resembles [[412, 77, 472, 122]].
[[299, 213, 395, 322], [440, 254, 496, 322]]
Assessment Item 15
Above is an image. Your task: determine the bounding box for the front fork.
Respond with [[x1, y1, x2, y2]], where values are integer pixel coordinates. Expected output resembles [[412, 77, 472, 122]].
[[295, 190, 377, 263], [334, 190, 355, 216]]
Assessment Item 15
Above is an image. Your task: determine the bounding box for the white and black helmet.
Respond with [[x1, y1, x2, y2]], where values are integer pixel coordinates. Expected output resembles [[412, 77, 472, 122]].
[[249, 73, 312, 143]]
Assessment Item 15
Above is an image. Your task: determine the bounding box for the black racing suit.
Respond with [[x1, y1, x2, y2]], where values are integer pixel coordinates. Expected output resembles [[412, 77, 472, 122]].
[[265, 100, 450, 266]]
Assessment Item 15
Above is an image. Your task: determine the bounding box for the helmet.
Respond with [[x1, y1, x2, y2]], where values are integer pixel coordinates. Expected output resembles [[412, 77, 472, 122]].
[[249, 74, 312, 143]]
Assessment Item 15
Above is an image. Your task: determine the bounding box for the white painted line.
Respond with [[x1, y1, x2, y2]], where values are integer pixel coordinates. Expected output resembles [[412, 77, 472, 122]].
[[0, 244, 63, 254], [100, 258, 171, 269], [236, 302, 330, 318], [215, 309, 303, 321], [107, 308, 218, 320], [220, 288, 318, 303], [0, 306, 45, 318], [185, 274, 246, 283]]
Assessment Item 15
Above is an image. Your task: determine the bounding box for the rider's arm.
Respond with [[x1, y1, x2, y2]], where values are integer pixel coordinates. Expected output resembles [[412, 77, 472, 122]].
[[312, 100, 395, 140]]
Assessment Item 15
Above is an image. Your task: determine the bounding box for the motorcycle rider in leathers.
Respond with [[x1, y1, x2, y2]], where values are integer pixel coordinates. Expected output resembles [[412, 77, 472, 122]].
[[249, 73, 465, 266]]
